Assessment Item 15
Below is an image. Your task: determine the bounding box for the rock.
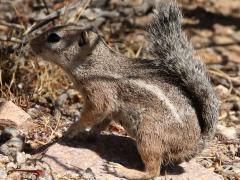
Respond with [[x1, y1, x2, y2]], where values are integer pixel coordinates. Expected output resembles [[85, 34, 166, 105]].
[[196, 29, 213, 38], [215, 47, 240, 64], [27, 108, 42, 119], [213, 24, 234, 36], [16, 152, 29, 164], [66, 89, 82, 101], [6, 162, 17, 170], [216, 124, 238, 140], [4, 127, 20, 138], [0, 169, 7, 179], [213, 0, 240, 16], [42, 134, 223, 179], [232, 31, 240, 42], [229, 111, 240, 124], [134, 1, 153, 15], [0, 137, 24, 156], [0, 101, 38, 156], [81, 168, 96, 180], [0, 101, 35, 130], [7, 172, 21, 180], [191, 35, 211, 49], [200, 159, 214, 168], [57, 93, 68, 105], [0, 154, 10, 164], [91, 0, 109, 7], [215, 85, 230, 100], [232, 163, 240, 174], [132, 15, 152, 27], [164, 161, 223, 180], [198, 48, 222, 64], [0, 127, 19, 145], [213, 36, 235, 45], [125, 31, 146, 52]]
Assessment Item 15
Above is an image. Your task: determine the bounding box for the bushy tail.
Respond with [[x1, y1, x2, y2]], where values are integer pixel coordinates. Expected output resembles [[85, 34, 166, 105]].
[[148, 0, 219, 139]]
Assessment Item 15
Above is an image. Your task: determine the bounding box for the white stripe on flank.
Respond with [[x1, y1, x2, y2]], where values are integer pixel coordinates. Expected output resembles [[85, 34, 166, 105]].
[[130, 80, 182, 123], [71, 69, 182, 123]]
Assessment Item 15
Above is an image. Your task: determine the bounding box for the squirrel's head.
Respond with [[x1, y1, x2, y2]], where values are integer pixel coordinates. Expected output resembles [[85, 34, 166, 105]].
[[29, 25, 100, 69]]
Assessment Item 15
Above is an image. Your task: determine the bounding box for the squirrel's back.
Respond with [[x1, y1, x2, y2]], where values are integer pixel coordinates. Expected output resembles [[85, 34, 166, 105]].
[[147, 1, 219, 139]]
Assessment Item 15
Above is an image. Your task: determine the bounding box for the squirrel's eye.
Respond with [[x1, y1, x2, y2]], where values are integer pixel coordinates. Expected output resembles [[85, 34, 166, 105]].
[[47, 33, 61, 43]]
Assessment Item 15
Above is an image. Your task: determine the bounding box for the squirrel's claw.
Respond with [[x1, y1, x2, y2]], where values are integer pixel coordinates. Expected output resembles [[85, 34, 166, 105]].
[[103, 161, 127, 178]]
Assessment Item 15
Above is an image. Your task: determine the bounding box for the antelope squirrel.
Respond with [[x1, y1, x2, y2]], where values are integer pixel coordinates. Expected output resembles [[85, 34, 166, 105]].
[[29, 1, 219, 179]]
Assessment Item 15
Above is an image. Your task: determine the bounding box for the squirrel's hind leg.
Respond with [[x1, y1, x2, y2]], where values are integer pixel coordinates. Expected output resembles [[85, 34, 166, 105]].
[[106, 138, 162, 179]]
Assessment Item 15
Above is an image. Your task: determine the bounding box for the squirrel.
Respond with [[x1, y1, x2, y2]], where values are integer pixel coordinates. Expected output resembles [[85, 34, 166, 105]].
[[29, 1, 219, 179]]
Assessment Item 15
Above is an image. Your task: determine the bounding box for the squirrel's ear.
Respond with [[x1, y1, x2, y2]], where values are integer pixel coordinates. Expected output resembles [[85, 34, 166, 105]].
[[78, 31, 88, 47]]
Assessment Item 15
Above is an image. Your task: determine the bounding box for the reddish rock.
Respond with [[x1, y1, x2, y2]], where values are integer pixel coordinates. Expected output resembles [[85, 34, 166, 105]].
[[197, 48, 222, 64], [0, 101, 37, 155], [42, 134, 223, 179], [215, 85, 230, 100], [0, 101, 36, 131], [213, 24, 234, 36], [213, 36, 235, 45], [216, 47, 240, 64]]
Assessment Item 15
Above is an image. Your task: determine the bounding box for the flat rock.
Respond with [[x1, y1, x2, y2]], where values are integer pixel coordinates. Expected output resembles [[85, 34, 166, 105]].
[[42, 134, 223, 179], [0, 101, 35, 131], [0, 101, 37, 155]]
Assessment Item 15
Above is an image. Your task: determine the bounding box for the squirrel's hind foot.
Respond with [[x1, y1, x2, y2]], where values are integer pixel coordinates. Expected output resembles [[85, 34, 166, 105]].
[[105, 161, 159, 180]]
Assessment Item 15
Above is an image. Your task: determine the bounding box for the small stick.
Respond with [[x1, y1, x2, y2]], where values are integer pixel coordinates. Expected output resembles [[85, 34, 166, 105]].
[[42, 0, 50, 14], [67, 0, 92, 23], [0, 20, 24, 30], [8, 169, 45, 176], [0, 36, 28, 55], [208, 67, 233, 93], [23, 9, 63, 35], [0, 35, 23, 43]]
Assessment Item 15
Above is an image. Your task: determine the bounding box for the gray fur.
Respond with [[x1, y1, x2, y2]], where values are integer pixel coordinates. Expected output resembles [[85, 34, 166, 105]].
[[148, 1, 219, 138]]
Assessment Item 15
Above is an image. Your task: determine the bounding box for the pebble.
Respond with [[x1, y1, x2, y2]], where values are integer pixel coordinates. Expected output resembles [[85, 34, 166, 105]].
[[232, 163, 240, 174], [66, 89, 80, 100], [6, 162, 17, 169], [213, 36, 235, 45], [0, 154, 10, 164], [81, 168, 96, 180], [232, 31, 240, 42], [0, 137, 24, 156], [213, 24, 234, 35], [214, 85, 230, 99], [91, 0, 109, 7], [200, 159, 213, 168], [7, 172, 21, 180], [198, 48, 222, 64], [2, 127, 20, 138], [57, 93, 68, 105], [0, 169, 7, 179], [217, 124, 238, 140], [229, 111, 240, 124], [16, 152, 28, 164], [27, 108, 42, 119]]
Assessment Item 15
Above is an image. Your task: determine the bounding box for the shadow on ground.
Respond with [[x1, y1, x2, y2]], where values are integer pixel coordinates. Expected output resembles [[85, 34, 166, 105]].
[[33, 133, 185, 176]]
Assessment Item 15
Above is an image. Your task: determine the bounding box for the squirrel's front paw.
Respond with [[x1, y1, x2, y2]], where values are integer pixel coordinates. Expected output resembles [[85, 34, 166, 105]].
[[62, 124, 86, 141], [63, 125, 80, 139], [63, 125, 97, 142]]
